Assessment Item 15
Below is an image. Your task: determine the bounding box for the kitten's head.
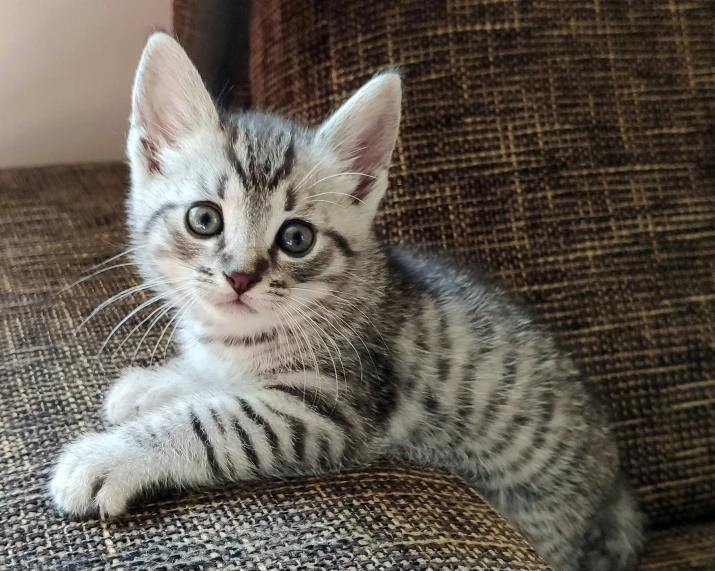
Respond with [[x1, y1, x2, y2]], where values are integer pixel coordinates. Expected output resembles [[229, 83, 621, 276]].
[[126, 32, 401, 336]]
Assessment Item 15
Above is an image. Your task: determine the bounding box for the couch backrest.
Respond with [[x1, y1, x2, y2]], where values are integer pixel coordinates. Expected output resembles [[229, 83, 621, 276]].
[[180, 0, 715, 527]]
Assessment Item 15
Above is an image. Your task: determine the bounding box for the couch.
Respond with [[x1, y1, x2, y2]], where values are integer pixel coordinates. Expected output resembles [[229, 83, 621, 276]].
[[1, 0, 713, 569]]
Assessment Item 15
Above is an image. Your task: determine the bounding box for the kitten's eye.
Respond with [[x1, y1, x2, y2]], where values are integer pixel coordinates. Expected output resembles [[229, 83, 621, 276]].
[[276, 220, 315, 256], [186, 203, 223, 237]]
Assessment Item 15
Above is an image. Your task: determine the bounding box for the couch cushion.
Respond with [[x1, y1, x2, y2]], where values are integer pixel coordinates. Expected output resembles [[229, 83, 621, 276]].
[[249, 0, 715, 527], [0, 164, 549, 570]]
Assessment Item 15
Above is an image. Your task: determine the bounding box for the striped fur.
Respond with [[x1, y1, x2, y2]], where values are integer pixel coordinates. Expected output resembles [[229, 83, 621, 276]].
[[50, 33, 644, 571]]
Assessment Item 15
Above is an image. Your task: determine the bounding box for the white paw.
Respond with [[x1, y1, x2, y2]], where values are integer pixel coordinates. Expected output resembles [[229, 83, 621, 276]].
[[49, 431, 140, 518], [103, 367, 170, 425]]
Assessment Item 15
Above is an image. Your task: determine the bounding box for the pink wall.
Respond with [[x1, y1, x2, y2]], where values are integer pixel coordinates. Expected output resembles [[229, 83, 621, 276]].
[[0, 1, 172, 169]]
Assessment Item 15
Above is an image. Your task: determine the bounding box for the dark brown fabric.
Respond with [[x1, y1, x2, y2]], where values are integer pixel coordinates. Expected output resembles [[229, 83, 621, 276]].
[[173, 0, 252, 109], [0, 164, 549, 570], [639, 521, 715, 571], [250, 0, 715, 528]]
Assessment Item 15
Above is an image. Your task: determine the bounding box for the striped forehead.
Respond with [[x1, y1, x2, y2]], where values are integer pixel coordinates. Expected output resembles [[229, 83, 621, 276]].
[[222, 113, 296, 208]]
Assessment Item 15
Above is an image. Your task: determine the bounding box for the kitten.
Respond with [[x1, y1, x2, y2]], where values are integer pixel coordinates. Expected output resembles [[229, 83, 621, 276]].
[[50, 32, 645, 571]]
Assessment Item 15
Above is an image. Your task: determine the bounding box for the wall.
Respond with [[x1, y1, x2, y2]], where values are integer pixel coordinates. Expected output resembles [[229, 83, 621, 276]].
[[0, 1, 172, 169]]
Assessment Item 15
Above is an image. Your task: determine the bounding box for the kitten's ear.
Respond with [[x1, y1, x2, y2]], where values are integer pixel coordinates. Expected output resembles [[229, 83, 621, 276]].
[[317, 72, 401, 205], [130, 32, 217, 172]]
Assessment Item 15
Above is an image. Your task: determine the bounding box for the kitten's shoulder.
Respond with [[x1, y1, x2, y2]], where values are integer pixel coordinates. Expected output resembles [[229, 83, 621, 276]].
[[383, 243, 504, 298], [382, 243, 545, 327]]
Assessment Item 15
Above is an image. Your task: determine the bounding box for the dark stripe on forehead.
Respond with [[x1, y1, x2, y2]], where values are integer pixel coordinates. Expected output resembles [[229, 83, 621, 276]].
[[323, 229, 355, 258], [267, 137, 295, 192], [216, 174, 228, 200], [143, 202, 180, 235], [225, 123, 251, 190], [284, 186, 296, 212]]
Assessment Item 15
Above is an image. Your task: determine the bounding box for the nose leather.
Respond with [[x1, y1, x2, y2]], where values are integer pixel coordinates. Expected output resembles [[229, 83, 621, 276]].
[[224, 272, 261, 296]]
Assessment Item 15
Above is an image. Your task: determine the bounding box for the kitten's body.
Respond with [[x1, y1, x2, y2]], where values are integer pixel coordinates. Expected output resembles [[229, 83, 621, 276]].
[[51, 33, 644, 571]]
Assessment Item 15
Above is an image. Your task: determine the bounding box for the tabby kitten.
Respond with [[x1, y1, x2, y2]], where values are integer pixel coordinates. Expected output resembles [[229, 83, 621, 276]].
[[50, 33, 644, 571]]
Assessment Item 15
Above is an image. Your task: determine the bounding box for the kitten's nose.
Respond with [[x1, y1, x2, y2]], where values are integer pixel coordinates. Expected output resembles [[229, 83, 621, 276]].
[[224, 272, 261, 296]]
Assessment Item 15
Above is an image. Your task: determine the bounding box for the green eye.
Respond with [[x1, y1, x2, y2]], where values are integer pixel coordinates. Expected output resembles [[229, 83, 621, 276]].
[[186, 203, 223, 237], [277, 220, 315, 256]]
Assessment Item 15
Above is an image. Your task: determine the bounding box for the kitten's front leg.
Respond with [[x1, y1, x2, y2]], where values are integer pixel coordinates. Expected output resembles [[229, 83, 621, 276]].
[[103, 356, 219, 425], [51, 383, 367, 518], [102, 365, 188, 425]]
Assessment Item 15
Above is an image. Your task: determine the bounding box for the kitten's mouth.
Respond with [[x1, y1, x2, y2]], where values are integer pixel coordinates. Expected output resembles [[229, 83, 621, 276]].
[[221, 298, 257, 315]]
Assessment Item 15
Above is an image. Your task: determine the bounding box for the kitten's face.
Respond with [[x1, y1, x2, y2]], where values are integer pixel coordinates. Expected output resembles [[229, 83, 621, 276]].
[[126, 33, 401, 335]]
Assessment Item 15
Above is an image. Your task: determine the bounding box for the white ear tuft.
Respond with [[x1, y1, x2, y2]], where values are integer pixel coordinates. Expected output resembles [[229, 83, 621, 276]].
[[317, 72, 402, 201], [130, 32, 217, 172]]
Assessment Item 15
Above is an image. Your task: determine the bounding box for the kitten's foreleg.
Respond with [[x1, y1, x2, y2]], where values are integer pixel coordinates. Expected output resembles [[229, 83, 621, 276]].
[[50, 384, 362, 518], [102, 364, 194, 425]]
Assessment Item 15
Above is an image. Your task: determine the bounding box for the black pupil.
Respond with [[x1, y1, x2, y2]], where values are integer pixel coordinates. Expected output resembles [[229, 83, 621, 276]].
[[199, 212, 212, 228], [289, 230, 303, 246]]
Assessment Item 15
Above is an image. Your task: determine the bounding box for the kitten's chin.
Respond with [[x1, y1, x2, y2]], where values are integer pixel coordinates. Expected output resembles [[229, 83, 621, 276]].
[[219, 298, 258, 315], [191, 296, 272, 333]]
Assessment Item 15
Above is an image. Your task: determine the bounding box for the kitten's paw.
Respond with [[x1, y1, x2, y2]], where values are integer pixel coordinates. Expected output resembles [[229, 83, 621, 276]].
[[103, 367, 168, 425], [49, 432, 138, 518]]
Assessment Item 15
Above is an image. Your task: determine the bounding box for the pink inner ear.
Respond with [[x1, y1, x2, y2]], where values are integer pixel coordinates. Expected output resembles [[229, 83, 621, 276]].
[[141, 138, 162, 174], [349, 120, 390, 200]]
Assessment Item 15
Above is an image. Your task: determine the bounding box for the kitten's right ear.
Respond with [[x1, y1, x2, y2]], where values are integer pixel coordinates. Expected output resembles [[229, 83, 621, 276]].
[[130, 32, 217, 173]]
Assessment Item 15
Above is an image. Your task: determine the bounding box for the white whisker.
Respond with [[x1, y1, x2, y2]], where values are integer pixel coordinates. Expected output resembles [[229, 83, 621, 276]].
[[96, 285, 193, 358], [60, 263, 136, 294], [308, 191, 366, 205], [150, 292, 195, 365], [304, 199, 348, 209], [303, 172, 376, 193]]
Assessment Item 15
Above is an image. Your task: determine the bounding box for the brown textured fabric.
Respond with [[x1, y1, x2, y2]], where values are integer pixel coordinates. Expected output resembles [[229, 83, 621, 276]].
[[250, 0, 715, 528], [640, 521, 715, 571], [0, 164, 548, 570]]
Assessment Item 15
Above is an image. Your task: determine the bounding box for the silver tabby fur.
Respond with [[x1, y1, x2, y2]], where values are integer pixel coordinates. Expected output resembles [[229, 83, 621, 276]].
[[50, 33, 645, 571]]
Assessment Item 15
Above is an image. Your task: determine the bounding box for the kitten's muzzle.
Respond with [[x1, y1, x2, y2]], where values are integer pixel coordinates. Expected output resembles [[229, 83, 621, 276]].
[[224, 272, 261, 296]]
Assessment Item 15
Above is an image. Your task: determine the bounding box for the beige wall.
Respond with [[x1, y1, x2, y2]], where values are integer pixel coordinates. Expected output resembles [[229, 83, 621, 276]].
[[0, 1, 172, 169]]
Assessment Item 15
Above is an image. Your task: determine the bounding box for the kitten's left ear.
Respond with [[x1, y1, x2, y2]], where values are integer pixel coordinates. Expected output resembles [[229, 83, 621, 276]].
[[317, 72, 402, 208], [129, 32, 218, 174]]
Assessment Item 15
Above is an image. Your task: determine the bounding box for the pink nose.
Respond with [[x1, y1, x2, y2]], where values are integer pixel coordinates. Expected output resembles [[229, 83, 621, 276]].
[[224, 272, 261, 296]]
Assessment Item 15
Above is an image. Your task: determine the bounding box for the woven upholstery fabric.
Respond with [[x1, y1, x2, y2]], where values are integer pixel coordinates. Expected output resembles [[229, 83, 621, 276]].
[[250, 0, 715, 527], [0, 164, 548, 570], [640, 521, 715, 571]]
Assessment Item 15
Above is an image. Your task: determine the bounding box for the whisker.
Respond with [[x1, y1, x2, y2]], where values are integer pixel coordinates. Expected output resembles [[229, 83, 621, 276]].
[[112, 302, 173, 358], [150, 292, 195, 365], [283, 297, 345, 397], [274, 304, 314, 388], [76, 277, 190, 333], [96, 285, 193, 358], [292, 154, 331, 193], [290, 296, 366, 388], [307, 191, 366, 205], [110, 284, 192, 358], [278, 300, 326, 405], [79, 245, 144, 275], [303, 172, 376, 193], [289, 286, 390, 353], [162, 299, 196, 362], [60, 263, 136, 294], [304, 199, 348, 209], [130, 296, 184, 365]]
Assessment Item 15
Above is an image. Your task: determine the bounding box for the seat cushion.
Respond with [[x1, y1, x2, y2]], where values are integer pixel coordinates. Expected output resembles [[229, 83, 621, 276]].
[[0, 164, 548, 569], [249, 0, 715, 527]]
